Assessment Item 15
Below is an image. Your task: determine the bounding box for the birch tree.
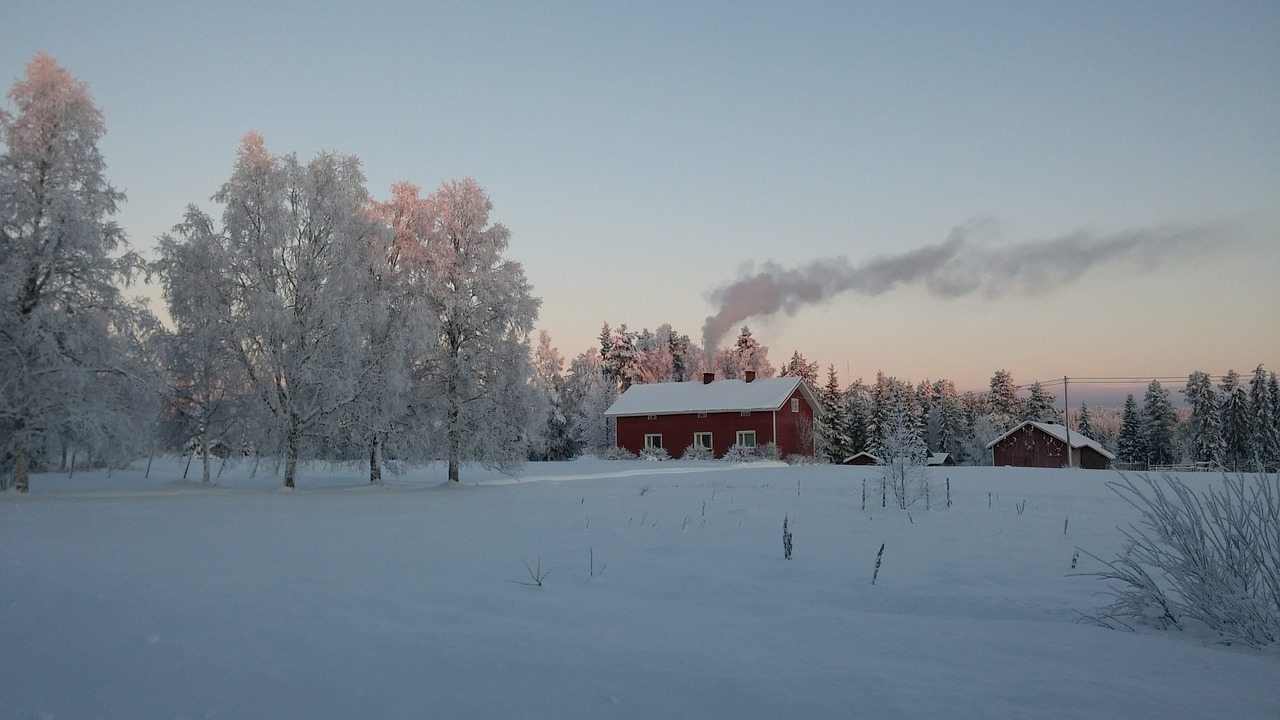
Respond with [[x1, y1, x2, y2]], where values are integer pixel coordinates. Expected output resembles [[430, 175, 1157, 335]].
[[212, 133, 375, 488], [1, 53, 152, 491], [420, 178, 539, 482]]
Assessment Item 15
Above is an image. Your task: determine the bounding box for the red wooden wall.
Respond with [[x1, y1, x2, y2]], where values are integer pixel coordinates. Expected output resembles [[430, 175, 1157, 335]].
[[615, 386, 815, 459]]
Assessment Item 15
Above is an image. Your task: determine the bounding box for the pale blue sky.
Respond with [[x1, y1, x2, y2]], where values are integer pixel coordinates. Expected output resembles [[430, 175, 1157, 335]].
[[3, 1, 1277, 394]]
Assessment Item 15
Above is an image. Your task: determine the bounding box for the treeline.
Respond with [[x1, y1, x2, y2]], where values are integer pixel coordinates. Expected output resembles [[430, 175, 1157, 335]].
[[1, 54, 538, 491]]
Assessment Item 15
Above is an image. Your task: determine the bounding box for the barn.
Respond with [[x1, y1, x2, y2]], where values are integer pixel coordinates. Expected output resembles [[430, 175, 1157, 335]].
[[604, 371, 820, 459], [986, 421, 1114, 470]]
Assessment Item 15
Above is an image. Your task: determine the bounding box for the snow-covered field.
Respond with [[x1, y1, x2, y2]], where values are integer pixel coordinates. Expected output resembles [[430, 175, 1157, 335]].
[[2, 459, 1276, 720]]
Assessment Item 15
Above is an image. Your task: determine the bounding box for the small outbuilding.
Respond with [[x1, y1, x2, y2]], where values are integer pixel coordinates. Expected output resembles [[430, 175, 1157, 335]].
[[604, 371, 820, 459], [842, 451, 882, 466], [926, 452, 955, 467], [986, 421, 1114, 470]]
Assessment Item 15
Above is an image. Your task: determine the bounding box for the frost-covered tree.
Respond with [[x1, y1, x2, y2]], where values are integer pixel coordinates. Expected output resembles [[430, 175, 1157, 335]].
[[1220, 370, 1252, 471], [845, 378, 871, 455], [1116, 394, 1144, 466], [1, 53, 153, 492], [1077, 402, 1096, 440], [599, 322, 639, 390], [1141, 380, 1177, 466], [152, 208, 244, 483], [529, 330, 574, 461], [879, 403, 929, 508], [336, 181, 441, 482], [1182, 371, 1224, 467], [420, 178, 540, 482], [1248, 365, 1280, 468], [987, 369, 1020, 432], [815, 365, 853, 463], [565, 348, 616, 456], [204, 133, 377, 488], [930, 379, 966, 458], [632, 327, 674, 384], [712, 326, 773, 379], [1022, 382, 1058, 423], [779, 351, 819, 388]]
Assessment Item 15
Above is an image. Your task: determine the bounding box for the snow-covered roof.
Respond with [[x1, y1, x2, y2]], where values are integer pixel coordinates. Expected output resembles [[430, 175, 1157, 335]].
[[985, 421, 1116, 460], [604, 377, 819, 418], [926, 452, 952, 466], [843, 451, 882, 464]]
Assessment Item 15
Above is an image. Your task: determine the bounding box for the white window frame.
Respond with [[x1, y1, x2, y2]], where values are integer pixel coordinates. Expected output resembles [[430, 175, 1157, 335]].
[[644, 434, 663, 450], [693, 432, 713, 449], [790, 398, 800, 413], [740, 410, 752, 417], [736, 430, 756, 448]]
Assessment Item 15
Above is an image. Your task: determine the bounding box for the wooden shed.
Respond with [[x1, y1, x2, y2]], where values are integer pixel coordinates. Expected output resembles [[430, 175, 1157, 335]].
[[604, 372, 820, 459], [986, 421, 1114, 470], [842, 451, 882, 466]]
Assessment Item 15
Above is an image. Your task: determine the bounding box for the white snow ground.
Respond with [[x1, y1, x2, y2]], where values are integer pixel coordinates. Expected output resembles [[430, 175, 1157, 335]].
[[2, 459, 1277, 719]]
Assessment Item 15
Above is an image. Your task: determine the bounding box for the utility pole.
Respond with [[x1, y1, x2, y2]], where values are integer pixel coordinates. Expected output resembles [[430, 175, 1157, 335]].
[[1063, 376, 1074, 468]]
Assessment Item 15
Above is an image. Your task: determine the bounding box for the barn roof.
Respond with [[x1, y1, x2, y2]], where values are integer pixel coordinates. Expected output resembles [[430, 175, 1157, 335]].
[[604, 376, 820, 418], [985, 421, 1116, 460]]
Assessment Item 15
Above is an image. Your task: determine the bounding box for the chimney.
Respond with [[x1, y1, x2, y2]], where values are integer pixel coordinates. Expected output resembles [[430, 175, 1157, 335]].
[[702, 372, 715, 384], [744, 370, 756, 383]]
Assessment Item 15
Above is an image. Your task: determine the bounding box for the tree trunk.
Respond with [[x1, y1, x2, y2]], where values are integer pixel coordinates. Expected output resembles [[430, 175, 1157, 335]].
[[369, 434, 382, 484], [201, 442, 211, 484], [284, 415, 299, 488], [13, 437, 29, 493]]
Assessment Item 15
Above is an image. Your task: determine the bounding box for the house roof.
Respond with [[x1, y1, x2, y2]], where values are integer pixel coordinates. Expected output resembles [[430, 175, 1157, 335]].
[[985, 421, 1116, 460], [604, 376, 820, 418], [843, 451, 882, 464], [926, 452, 952, 466]]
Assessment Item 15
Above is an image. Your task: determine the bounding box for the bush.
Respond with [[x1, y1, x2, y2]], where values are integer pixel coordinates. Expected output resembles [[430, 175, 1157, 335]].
[[1081, 472, 1280, 647], [723, 444, 757, 463], [682, 443, 714, 461], [638, 446, 670, 461], [756, 443, 781, 461], [601, 446, 636, 461]]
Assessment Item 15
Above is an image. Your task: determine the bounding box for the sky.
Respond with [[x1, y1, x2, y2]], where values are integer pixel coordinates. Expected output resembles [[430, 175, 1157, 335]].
[[3, 1, 1277, 398]]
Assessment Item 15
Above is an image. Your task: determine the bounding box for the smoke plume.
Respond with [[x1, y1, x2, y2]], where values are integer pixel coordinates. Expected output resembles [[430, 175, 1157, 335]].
[[701, 222, 1216, 353]]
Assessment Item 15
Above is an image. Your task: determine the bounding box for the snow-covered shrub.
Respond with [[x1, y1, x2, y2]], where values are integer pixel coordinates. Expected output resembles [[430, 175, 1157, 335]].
[[756, 443, 781, 461], [785, 453, 816, 466], [639, 446, 670, 462], [1082, 472, 1280, 647], [601, 446, 636, 461], [880, 412, 928, 509], [723, 444, 757, 463], [682, 443, 714, 461]]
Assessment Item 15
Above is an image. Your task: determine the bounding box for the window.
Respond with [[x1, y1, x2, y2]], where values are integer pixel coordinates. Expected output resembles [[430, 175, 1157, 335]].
[[693, 432, 713, 449], [740, 410, 751, 417], [697, 412, 707, 418], [736, 430, 756, 447], [791, 398, 800, 413], [647, 415, 657, 421], [644, 434, 663, 450]]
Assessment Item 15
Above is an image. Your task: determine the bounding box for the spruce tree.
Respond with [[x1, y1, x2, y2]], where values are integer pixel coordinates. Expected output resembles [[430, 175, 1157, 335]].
[[1022, 382, 1058, 423], [1117, 394, 1144, 465], [1141, 380, 1177, 466], [987, 369, 1020, 432], [1220, 370, 1252, 470], [1077, 402, 1095, 440], [1248, 365, 1280, 468], [816, 365, 853, 463], [1183, 371, 1224, 466]]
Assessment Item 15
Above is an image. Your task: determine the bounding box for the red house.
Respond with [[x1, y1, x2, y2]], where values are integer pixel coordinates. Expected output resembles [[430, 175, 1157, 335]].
[[986, 421, 1114, 470], [605, 372, 820, 459]]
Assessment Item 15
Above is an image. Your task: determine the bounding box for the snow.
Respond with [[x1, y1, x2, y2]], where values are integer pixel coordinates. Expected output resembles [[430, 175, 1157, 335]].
[[605, 376, 812, 417], [2, 460, 1277, 719]]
